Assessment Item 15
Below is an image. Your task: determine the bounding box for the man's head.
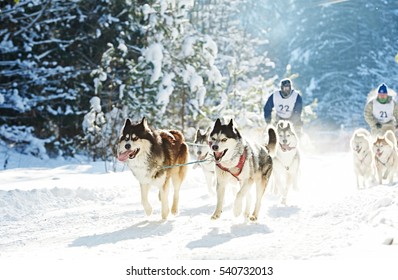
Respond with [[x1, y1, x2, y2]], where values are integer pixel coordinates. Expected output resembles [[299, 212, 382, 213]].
[[377, 83, 388, 103], [280, 78, 292, 97]]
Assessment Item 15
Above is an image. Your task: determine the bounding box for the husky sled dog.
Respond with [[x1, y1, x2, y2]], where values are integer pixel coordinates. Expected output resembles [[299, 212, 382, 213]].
[[372, 130, 398, 185], [209, 118, 276, 221], [350, 128, 375, 189], [117, 117, 189, 220], [272, 120, 300, 204], [193, 127, 216, 195]]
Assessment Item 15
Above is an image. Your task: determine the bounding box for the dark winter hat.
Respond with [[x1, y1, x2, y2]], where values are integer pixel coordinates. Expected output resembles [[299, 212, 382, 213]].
[[280, 78, 292, 87], [377, 83, 388, 94]]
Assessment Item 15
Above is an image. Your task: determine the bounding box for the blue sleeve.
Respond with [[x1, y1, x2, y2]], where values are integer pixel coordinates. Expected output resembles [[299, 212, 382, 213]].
[[263, 94, 274, 123], [292, 94, 303, 124]]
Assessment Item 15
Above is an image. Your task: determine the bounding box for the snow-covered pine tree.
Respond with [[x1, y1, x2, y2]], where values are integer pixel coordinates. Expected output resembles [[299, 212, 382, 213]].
[[190, 0, 276, 130], [89, 0, 224, 160], [0, 0, 117, 157], [82, 96, 106, 161]]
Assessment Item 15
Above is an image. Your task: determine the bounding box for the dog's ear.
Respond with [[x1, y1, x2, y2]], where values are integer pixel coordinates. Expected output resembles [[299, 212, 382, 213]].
[[228, 119, 241, 138], [227, 119, 234, 128], [124, 118, 132, 127], [120, 119, 131, 138], [194, 128, 201, 140], [141, 117, 149, 130], [215, 118, 222, 127]]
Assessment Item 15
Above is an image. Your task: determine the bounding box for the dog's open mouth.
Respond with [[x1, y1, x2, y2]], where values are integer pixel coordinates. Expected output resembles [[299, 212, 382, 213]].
[[280, 143, 293, 152], [213, 149, 227, 162], [117, 148, 140, 162]]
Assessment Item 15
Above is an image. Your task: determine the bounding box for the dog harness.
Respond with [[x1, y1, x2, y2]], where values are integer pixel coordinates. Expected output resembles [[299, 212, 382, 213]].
[[375, 151, 393, 167], [216, 148, 247, 181], [356, 148, 371, 165]]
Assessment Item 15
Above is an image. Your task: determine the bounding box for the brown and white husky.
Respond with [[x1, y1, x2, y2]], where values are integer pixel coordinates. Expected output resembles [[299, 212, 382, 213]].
[[372, 130, 398, 185], [117, 117, 189, 220]]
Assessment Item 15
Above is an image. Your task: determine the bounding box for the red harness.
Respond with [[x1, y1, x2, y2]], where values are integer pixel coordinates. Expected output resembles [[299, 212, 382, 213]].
[[216, 148, 247, 181]]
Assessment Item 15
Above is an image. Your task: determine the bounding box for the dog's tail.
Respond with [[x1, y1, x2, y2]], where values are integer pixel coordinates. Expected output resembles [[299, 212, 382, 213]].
[[267, 126, 277, 156], [384, 130, 398, 150]]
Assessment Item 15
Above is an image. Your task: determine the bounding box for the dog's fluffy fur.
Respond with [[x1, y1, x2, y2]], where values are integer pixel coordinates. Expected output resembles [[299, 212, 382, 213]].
[[271, 120, 300, 204], [372, 130, 398, 185], [350, 128, 375, 188], [193, 127, 216, 195], [117, 117, 189, 219], [209, 118, 276, 221]]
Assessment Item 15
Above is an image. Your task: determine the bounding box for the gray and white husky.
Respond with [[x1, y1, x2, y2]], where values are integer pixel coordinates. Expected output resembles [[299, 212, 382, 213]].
[[350, 128, 375, 188], [272, 120, 300, 204], [117, 117, 189, 220], [193, 127, 216, 195], [209, 118, 276, 221]]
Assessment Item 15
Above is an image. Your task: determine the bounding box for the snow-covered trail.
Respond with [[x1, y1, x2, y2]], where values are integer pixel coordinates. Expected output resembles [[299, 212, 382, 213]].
[[1, 151, 398, 261]]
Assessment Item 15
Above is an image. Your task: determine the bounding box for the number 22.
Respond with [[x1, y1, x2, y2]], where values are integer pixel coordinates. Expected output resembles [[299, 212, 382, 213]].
[[279, 105, 290, 112]]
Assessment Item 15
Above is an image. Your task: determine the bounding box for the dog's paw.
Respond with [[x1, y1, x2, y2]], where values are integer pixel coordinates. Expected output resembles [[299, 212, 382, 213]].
[[144, 205, 153, 216], [249, 215, 258, 222], [171, 206, 178, 215], [161, 210, 169, 220], [143, 203, 152, 216], [211, 211, 221, 220], [233, 202, 242, 217]]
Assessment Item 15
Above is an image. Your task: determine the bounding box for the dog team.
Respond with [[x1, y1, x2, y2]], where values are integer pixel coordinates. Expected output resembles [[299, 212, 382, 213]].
[[117, 116, 302, 221], [116, 81, 396, 220], [351, 83, 398, 189]]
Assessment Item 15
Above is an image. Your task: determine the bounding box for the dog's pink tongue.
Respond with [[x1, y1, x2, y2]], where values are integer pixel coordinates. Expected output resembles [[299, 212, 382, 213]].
[[214, 151, 223, 160], [118, 151, 131, 162]]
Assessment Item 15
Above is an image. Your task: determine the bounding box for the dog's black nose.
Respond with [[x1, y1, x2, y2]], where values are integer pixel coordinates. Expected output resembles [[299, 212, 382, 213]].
[[212, 145, 219, 151], [125, 143, 131, 150], [197, 151, 202, 155]]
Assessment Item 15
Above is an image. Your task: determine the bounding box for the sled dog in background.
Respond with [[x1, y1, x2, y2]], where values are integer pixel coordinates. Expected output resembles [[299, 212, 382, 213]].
[[350, 128, 375, 189], [117, 117, 189, 220], [271, 120, 301, 205], [193, 127, 216, 195], [372, 130, 398, 185], [209, 118, 276, 221]]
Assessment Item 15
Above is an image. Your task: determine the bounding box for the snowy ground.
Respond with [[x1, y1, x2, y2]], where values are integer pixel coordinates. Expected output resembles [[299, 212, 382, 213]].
[[1, 135, 398, 279]]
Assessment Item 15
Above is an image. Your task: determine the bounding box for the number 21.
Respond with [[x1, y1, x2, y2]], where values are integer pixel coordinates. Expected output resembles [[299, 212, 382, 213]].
[[380, 111, 388, 118]]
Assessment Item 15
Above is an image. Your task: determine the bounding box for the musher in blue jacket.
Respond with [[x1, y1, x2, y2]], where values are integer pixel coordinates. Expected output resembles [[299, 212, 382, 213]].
[[263, 78, 303, 133]]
